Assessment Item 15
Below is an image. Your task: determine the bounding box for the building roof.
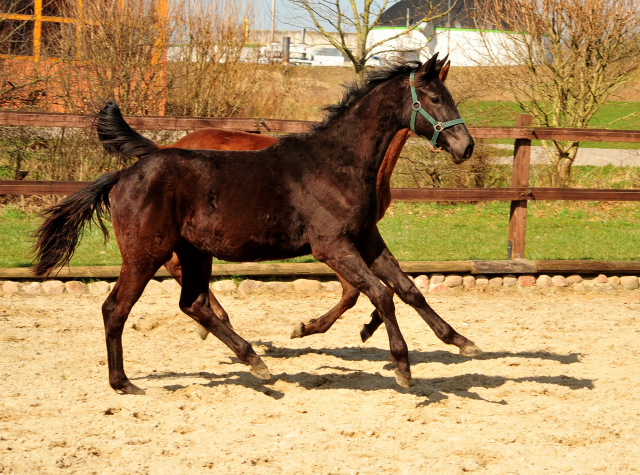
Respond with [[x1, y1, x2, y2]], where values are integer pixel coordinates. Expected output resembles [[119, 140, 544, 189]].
[[376, 0, 479, 29]]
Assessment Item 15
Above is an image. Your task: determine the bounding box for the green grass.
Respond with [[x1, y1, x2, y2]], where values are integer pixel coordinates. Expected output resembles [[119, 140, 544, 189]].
[[2, 201, 639, 268], [459, 100, 640, 149], [0, 209, 122, 268], [380, 201, 640, 261]]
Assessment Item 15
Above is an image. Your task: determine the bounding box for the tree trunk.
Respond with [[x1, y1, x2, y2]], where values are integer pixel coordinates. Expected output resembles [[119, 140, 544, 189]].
[[353, 60, 367, 83], [550, 141, 580, 188]]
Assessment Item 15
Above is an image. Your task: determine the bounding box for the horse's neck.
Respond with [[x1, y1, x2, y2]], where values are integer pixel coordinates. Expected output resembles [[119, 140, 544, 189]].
[[321, 79, 405, 174]]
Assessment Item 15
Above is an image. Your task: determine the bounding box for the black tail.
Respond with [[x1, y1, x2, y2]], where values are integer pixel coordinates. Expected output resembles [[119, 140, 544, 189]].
[[32, 171, 122, 278], [96, 102, 159, 161]]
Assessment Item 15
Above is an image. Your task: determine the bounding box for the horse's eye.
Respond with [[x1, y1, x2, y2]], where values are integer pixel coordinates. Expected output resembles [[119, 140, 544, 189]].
[[431, 97, 441, 104]]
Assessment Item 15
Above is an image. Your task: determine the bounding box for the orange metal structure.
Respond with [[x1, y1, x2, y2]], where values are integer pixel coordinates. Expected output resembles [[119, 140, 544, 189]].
[[1, 0, 168, 112], [1, 0, 168, 61]]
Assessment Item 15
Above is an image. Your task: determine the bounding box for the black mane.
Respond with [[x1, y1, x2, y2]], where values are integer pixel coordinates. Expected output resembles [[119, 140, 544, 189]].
[[314, 61, 421, 131]]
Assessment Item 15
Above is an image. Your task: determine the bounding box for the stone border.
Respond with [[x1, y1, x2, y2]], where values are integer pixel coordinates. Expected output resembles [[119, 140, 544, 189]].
[[1, 273, 639, 297]]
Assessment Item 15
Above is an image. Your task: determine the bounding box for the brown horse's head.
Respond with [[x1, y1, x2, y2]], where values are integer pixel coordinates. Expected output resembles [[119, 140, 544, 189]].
[[406, 53, 474, 164]]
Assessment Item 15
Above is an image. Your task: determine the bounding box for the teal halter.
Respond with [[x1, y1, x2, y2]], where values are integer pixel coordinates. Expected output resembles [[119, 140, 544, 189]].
[[409, 71, 465, 149]]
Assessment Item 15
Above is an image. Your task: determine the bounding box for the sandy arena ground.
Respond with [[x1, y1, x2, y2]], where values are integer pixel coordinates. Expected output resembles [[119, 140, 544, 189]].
[[1, 286, 639, 474]]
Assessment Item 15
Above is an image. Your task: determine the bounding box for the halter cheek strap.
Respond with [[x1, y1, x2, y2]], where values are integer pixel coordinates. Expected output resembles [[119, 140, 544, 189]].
[[409, 71, 465, 150]]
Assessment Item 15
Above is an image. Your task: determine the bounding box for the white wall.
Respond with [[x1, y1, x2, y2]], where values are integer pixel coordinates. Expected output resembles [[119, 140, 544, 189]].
[[367, 26, 521, 67], [366, 28, 430, 64], [428, 28, 519, 66]]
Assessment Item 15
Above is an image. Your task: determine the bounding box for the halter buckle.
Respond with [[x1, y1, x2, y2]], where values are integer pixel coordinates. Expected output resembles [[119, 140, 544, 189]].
[[412, 101, 421, 111], [434, 122, 444, 131]]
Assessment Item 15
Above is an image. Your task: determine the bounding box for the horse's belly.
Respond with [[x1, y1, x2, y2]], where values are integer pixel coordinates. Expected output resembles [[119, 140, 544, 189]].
[[185, 221, 310, 262], [213, 241, 312, 262]]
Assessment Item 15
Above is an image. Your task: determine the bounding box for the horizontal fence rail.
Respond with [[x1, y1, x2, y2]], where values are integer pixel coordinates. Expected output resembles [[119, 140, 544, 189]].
[[2, 110, 640, 142], [3, 181, 640, 202], [2, 110, 640, 264], [2, 260, 640, 279], [390, 188, 640, 202]]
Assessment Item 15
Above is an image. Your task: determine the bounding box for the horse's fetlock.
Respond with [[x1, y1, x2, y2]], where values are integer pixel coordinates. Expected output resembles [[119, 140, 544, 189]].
[[239, 343, 256, 362], [109, 374, 127, 389], [440, 329, 458, 345]]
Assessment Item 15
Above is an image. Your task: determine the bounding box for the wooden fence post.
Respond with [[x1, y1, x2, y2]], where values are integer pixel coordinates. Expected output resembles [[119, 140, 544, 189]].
[[507, 114, 533, 259]]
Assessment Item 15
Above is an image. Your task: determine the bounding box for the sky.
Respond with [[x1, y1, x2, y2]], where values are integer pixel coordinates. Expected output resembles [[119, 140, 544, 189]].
[[254, 0, 373, 33]]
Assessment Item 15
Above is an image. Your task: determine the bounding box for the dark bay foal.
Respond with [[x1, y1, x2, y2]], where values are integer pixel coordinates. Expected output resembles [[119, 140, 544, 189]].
[[33, 55, 480, 394], [96, 59, 453, 345]]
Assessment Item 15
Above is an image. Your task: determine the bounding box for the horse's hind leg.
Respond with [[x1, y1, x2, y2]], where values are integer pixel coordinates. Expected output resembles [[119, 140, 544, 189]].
[[102, 263, 162, 395], [175, 243, 270, 380], [360, 285, 394, 343], [163, 253, 233, 341], [357, 227, 482, 357], [290, 274, 360, 339]]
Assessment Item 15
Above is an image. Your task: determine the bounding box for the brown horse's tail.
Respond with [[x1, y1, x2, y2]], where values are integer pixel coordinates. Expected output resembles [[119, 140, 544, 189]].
[[96, 102, 160, 162], [32, 171, 122, 278]]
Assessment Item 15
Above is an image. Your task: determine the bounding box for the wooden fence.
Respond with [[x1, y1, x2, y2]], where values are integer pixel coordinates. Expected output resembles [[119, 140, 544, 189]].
[[2, 109, 640, 262]]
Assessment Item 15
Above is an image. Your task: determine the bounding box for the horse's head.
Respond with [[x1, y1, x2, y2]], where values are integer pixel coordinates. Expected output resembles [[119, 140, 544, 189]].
[[405, 53, 474, 164]]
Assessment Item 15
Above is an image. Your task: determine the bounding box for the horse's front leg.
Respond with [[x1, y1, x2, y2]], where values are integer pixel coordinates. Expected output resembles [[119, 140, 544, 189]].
[[312, 238, 411, 389], [356, 227, 482, 357]]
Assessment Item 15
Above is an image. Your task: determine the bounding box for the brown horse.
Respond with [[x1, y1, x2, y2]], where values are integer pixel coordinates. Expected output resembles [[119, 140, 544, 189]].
[[34, 55, 480, 394], [167, 128, 278, 151], [98, 62, 452, 344], [97, 106, 413, 342]]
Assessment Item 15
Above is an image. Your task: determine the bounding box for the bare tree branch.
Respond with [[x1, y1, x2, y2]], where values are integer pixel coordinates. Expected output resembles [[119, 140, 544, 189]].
[[471, 0, 640, 187], [288, 0, 458, 79]]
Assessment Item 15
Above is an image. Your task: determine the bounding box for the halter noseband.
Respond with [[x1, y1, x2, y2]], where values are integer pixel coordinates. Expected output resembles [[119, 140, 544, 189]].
[[409, 71, 465, 150]]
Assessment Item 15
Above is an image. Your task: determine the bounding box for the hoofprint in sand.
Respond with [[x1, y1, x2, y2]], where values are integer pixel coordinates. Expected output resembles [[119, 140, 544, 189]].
[[1, 289, 638, 474]]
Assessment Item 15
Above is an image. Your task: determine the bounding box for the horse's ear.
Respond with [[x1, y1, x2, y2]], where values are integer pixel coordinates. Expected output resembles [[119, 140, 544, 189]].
[[435, 53, 448, 72], [417, 52, 439, 78], [439, 61, 451, 82]]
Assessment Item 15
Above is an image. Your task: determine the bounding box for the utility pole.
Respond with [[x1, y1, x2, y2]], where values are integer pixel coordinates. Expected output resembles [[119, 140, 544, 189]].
[[270, 0, 276, 61], [405, 8, 410, 53], [447, 0, 451, 56]]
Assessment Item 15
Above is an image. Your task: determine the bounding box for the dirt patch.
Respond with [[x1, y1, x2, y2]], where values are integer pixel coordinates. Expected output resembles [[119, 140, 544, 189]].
[[1, 289, 639, 474]]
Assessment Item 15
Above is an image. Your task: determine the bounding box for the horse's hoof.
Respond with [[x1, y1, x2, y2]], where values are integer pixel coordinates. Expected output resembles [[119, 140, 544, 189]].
[[394, 370, 411, 389], [250, 360, 271, 380], [360, 326, 372, 343], [290, 322, 304, 339], [114, 382, 145, 395], [195, 323, 209, 341], [460, 341, 483, 357]]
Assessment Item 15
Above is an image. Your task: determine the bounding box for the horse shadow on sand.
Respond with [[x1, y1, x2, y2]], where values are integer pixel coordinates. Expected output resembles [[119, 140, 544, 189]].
[[134, 341, 592, 405], [250, 340, 583, 366]]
